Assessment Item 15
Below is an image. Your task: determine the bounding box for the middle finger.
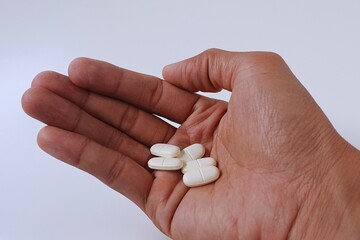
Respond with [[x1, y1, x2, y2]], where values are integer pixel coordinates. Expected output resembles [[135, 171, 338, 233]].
[[31, 71, 177, 146], [22, 86, 151, 167]]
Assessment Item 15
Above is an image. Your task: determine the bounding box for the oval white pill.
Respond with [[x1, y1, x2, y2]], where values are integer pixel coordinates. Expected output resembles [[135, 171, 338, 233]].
[[150, 143, 180, 157], [148, 157, 183, 170], [181, 157, 216, 173], [183, 166, 220, 187], [178, 143, 205, 162]]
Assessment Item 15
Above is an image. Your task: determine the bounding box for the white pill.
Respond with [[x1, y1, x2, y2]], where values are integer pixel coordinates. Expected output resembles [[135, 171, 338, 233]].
[[183, 166, 220, 187], [148, 157, 183, 170], [150, 143, 180, 157], [181, 157, 216, 173], [178, 143, 205, 162]]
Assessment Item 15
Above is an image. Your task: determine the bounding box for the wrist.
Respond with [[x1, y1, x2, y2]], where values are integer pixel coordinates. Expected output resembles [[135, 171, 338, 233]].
[[290, 139, 360, 239]]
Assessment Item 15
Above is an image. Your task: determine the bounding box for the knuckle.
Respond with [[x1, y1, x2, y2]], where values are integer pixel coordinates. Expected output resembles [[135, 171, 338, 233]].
[[106, 156, 126, 186], [105, 128, 122, 150], [197, 48, 227, 91], [149, 80, 164, 108], [261, 51, 285, 63], [201, 48, 226, 60], [251, 51, 285, 65], [240, 51, 287, 74], [117, 104, 132, 130]]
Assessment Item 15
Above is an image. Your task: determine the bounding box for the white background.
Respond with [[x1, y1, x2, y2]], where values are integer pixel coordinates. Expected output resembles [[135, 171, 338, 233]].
[[1, 0, 359, 239]]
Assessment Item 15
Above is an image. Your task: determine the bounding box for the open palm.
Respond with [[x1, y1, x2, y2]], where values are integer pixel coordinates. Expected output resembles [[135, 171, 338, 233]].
[[22, 49, 349, 239]]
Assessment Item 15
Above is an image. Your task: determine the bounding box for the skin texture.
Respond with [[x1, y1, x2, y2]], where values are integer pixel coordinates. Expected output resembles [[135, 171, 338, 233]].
[[22, 49, 360, 239]]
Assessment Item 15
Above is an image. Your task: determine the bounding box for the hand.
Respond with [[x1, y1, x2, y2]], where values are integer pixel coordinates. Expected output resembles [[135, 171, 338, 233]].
[[22, 49, 360, 239]]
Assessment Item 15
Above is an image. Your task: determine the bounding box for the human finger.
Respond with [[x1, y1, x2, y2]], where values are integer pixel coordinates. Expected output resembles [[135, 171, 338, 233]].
[[37, 126, 153, 210], [68, 58, 201, 123], [22, 87, 150, 167], [162, 49, 241, 92], [162, 49, 298, 95], [31, 71, 176, 146]]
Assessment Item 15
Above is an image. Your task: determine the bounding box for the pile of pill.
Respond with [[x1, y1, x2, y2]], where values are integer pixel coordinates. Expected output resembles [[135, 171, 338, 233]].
[[148, 143, 220, 187]]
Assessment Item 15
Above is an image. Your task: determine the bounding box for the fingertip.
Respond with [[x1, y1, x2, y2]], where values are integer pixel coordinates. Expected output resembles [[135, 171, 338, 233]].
[[37, 126, 71, 158], [21, 87, 42, 117], [31, 71, 60, 88], [162, 62, 180, 80], [21, 88, 32, 114], [37, 126, 50, 150], [68, 57, 87, 79], [68, 57, 88, 71], [68, 57, 95, 87]]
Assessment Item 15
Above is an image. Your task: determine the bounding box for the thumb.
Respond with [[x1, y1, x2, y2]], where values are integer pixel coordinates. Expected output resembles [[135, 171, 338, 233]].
[[162, 48, 241, 93]]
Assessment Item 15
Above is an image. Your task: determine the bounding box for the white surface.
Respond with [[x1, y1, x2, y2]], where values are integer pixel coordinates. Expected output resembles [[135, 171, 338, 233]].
[[178, 143, 205, 162], [181, 158, 216, 174], [148, 158, 183, 171], [182, 166, 220, 187], [1, 0, 359, 239], [150, 143, 180, 157]]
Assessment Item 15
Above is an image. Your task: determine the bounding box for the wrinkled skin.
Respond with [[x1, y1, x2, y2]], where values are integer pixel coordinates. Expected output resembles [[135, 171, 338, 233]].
[[22, 49, 360, 239]]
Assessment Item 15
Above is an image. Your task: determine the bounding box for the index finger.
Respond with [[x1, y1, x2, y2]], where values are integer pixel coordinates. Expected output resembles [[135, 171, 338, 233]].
[[68, 58, 201, 123]]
